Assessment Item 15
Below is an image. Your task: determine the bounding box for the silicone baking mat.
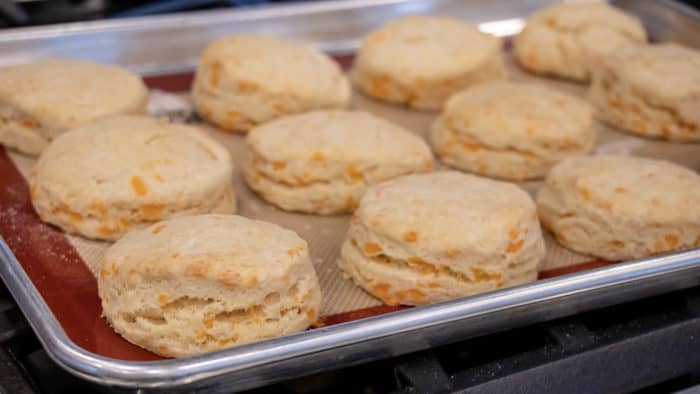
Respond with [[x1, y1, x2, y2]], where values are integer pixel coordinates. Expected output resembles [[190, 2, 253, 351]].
[[3, 49, 696, 361]]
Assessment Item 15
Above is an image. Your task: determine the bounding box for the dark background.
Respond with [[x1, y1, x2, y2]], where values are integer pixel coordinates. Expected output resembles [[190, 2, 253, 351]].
[[1, 1, 700, 393], [0, 0, 697, 28], [0, 0, 296, 27]]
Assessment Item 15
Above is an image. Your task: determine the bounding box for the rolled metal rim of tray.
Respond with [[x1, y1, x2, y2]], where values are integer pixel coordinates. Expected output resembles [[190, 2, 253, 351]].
[[1, 0, 700, 390], [2, 239, 700, 388]]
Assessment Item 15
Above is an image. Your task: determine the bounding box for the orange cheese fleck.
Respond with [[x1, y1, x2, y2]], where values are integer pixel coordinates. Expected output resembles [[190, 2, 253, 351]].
[[526, 52, 537, 66], [403, 231, 418, 243], [130, 176, 148, 196], [371, 283, 393, 304], [370, 75, 391, 98], [558, 212, 574, 219], [554, 232, 567, 244], [287, 246, 305, 257], [665, 234, 679, 249], [21, 119, 38, 129], [218, 272, 235, 286], [203, 314, 215, 329], [306, 308, 317, 321], [446, 250, 459, 258], [407, 288, 426, 300], [661, 127, 672, 138], [272, 161, 286, 170], [347, 164, 363, 182], [395, 288, 426, 302], [142, 204, 164, 219], [408, 257, 436, 275], [238, 80, 258, 93], [68, 211, 83, 224], [615, 187, 626, 193], [346, 197, 358, 212], [599, 200, 613, 210], [462, 143, 481, 152], [158, 294, 170, 304], [579, 186, 591, 201], [209, 62, 222, 88], [508, 228, 518, 241], [608, 98, 623, 109], [471, 267, 502, 282], [609, 240, 625, 247], [98, 225, 116, 237], [631, 119, 647, 132], [118, 218, 130, 229], [311, 151, 325, 161], [506, 239, 524, 253], [363, 242, 381, 256], [151, 224, 165, 234]]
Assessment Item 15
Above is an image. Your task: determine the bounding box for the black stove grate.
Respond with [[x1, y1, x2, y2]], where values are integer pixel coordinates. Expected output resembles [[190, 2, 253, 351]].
[[2, 280, 700, 393]]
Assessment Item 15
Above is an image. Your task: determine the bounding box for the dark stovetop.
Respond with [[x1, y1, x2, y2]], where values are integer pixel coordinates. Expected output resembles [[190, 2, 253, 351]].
[[2, 1, 700, 393], [2, 280, 700, 393], [2, 1, 699, 28], [0, 0, 297, 27]]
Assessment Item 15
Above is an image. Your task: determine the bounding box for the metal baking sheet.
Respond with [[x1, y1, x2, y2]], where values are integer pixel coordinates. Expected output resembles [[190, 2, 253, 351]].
[[1, 0, 700, 392]]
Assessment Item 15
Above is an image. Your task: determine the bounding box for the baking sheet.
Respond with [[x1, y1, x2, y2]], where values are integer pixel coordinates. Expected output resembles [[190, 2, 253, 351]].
[[4, 47, 699, 357], [1, 0, 700, 391], [4, 54, 595, 309]]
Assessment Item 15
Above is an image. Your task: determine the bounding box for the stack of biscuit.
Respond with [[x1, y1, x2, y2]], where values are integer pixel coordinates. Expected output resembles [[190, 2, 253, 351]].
[[430, 81, 595, 180], [244, 110, 433, 215], [338, 172, 546, 306], [1, 0, 699, 359], [191, 35, 351, 132], [0, 59, 148, 155]]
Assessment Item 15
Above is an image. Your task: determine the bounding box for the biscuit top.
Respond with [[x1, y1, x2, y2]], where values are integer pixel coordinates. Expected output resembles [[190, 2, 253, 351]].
[[441, 82, 593, 150], [527, 2, 646, 54], [0, 59, 148, 138], [248, 110, 431, 164], [356, 15, 501, 81], [356, 171, 538, 254], [543, 155, 700, 224], [247, 110, 433, 185], [104, 214, 308, 285], [32, 116, 232, 210], [602, 44, 700, 105], [196, 35, 349, 100]]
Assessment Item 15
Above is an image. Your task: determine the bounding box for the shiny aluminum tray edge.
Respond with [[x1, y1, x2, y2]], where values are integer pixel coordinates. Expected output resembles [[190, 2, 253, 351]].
[[3, 240, 700, 391], [1, 0, 700, 392]]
